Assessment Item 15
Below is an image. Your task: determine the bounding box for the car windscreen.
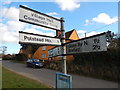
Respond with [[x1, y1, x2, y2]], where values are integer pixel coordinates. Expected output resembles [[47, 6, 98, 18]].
[[33, 59, 39, 62]]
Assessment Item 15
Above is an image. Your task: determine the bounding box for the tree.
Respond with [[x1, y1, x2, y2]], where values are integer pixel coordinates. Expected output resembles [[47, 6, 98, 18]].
[[108, 38, 120, 50]]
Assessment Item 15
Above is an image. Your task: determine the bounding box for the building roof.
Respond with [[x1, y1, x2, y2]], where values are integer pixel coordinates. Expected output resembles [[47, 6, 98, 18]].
[[65, 30, 74, 39], [55, 29, 75, 39]]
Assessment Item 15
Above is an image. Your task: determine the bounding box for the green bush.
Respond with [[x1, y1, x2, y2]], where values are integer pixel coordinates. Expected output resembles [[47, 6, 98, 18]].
[[44, 60, 62, 71], [71, 49, 119, 82]]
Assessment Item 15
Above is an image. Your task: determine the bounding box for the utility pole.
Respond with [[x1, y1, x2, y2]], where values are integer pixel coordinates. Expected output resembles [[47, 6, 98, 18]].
[[85, 33, 86, 38], [0, 46, 7, 60], [61, 17, 67, 74]]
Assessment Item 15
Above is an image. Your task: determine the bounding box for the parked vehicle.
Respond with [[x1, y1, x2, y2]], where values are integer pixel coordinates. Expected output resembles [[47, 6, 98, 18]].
[[26, 59, 44, 68]]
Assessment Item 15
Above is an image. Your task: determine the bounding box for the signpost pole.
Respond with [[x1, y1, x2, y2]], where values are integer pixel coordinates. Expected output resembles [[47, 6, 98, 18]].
[[60, 17, 67, 74]]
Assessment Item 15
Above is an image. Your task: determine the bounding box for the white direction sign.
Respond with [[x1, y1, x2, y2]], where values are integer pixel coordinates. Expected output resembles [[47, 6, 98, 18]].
[[48, 32, 107, 57], [19, 5, 61, 31], [66, 33, 107, 54], [19, 31, 61, 46], [48, 46, 62, 57]]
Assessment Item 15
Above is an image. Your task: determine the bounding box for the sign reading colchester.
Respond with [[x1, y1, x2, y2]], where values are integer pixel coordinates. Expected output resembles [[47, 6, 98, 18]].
[[19, 31, 61, 46], [48, 46, 62, 57], [19, 5, 61, 31]]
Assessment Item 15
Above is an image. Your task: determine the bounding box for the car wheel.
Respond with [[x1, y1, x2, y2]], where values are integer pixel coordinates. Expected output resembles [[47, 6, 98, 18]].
[[33, 65, 35, 68]]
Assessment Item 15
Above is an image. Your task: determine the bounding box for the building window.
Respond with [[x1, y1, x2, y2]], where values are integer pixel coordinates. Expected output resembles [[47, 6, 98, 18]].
[[42, 54, 46, 59], [42, 46, 46, 51]]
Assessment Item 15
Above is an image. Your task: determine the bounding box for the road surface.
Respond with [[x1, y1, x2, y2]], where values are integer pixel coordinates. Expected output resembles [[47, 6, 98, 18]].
[[2, 60, 119, 88]]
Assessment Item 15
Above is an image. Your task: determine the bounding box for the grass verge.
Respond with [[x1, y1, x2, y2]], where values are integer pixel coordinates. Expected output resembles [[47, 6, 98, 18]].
[[0, 61, 2, 90], [2, 67, 51, 88]]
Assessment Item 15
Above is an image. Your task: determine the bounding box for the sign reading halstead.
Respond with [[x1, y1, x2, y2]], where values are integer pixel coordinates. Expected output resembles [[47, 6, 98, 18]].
[[48, 32, 107, 57], [19, 31, 61, 46], [19, 5, 61, 31]]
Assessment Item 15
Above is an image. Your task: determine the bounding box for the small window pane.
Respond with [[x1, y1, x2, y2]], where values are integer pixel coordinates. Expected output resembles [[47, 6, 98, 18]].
[[42, 54, 46, 58], [42, 46, 46, 51]]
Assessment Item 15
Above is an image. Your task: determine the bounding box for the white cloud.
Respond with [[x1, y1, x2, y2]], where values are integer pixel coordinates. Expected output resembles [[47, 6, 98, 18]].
[[86, 31, 102, 37], [93, 13, 118, 25], [84, 19, 91, 26], [55, 0, 80, 11], [77, 30, 102, 38], [77, 30, 86, 34], [0, 7, 56, 44], [23, 28, 55, 37], [3, 1, 12, 5], [0, 23, 19, 43], [0, 21, 55, 44], [6, 21, 26, 32], [22, 5, 29, 8], [3, 32, 19, 43], [46, 12, 59, 16], [31, 25, 56, 33], [2, 7, 19, 21], [83, 13, 118, 26], [46, 12, 60, 19], [85, 20, 89, 23]]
